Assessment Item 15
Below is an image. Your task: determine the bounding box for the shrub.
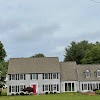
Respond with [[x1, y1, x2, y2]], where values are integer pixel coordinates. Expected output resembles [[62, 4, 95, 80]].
[[50, 92, 53, 94], [54, 92, 57, 94], [20, 92, 24, 95], [12, 93, 15, 96], [45, 92, 48, 95], [16, 93, 19, 95], [96, 90, 100, 95]]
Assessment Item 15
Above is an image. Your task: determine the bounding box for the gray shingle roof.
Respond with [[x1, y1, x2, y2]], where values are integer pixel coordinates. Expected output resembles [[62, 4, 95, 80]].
[[60, 62, 78, 81], [8, 57, 60, 74], [77, 64, 100, 81]]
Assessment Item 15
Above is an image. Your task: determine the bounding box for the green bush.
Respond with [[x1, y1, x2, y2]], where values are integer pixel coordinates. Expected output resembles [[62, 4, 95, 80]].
[[95, 90, 100, 95]]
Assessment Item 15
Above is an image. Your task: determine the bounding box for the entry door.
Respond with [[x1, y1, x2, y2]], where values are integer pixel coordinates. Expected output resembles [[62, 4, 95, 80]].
[[33, 85, 36, 93]]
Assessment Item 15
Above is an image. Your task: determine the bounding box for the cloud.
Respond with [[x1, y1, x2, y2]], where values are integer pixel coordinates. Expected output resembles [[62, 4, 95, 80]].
[[0, 0, 100, 61]]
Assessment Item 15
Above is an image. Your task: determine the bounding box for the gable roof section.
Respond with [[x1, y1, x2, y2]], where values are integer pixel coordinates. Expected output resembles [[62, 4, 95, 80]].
[[77, 64, 100, 81], [60, 62, 78, 81], [8, 57, 60, 74]]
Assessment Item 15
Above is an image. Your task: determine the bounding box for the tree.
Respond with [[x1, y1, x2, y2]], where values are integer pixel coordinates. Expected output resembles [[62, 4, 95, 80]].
[[0, 61, 8, 78], [0, 41, 7, 95], [0, 41, 6, 62], [31, 53, 45, 58], [82, 45, 100, 64], [64, 40, 93, 64]]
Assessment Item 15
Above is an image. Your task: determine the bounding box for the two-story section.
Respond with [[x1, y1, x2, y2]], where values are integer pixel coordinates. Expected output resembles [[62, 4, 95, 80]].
[[7, 57, 60, 95]]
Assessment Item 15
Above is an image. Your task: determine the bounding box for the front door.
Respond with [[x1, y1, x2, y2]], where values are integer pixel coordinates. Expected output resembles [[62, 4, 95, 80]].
[[33, 85, 36, 94]]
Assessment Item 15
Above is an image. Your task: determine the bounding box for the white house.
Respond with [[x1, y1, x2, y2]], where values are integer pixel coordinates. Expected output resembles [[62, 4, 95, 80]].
[[7, 57, 100, 95]]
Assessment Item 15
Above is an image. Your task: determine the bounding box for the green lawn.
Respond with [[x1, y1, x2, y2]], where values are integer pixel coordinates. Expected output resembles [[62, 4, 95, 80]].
[[0, 93, 100, 100]]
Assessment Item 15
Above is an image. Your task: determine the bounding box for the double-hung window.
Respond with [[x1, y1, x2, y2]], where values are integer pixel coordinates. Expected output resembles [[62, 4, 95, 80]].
[[12, 74, 16, 80], [20, 74, 24, 80], [30, 74, 38, 80]]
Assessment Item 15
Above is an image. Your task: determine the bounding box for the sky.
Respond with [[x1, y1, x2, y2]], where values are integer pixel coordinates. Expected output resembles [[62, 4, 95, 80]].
[[0, 0, 100, 61]]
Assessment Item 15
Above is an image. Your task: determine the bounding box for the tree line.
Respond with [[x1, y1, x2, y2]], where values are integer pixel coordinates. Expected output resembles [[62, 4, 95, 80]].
[[64, 40, 100, 64]]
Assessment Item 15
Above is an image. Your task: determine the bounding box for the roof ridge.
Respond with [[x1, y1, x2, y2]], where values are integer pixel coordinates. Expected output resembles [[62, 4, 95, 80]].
[[10, 57, 59, 59]]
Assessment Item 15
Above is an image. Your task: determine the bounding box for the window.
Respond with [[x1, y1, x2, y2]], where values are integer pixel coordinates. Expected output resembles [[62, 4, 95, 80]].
[[20, 74, 23, 80], [96, 69, 100, 77], [45, 74, 48, 79], [20, 85, 24, 91], [45, 85, 48, 91], [53, 73, 56, 79], [32, 74, 36, 79], [12, 74, 16, 80], [19, 74, 26, 80], [9, 74, 11, 80], [84, 70, 90, 78], [53, 84, 56, 91], [84, 84, 87, 90], [12, 86, 16, 92], [30, 74, 38, 80]]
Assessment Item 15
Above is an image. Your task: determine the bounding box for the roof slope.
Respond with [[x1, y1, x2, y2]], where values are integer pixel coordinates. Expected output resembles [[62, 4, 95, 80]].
[[77, 64, 100, 81], [60, 62, 78, 81], [8, 57, 60, 74]]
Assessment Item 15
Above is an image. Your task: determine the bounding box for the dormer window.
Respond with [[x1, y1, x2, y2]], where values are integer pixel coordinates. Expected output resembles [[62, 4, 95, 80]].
[[96, 69, 100, 77], [84, 70, 90, 78]]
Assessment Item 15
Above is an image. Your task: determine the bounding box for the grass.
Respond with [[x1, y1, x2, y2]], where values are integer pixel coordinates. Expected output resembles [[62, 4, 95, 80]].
[[0, 93, 100, 100]]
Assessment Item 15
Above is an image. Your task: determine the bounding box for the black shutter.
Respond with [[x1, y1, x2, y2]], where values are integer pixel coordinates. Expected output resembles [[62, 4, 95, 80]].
[[24, 85, 26, 89], [36, 74, 38, 80], [51, 73, 52, 79], [57, 73, 58, 79], [16, 86, 17, 92], [43, 73, 44, 79], [9, 74, 11, 80], [49, 73, 50, 79], [16, 74, 17, 80], [9, 86, 11, 93], [49, 85, 50, 91], [18, 86, 19, 92], [51, 84, 53, 91], [57, 84, 59, 91], [43, 85, 44, 91], [30, 74, 32, 80], [24, 74, 26, 80], [18, 74, 19, 80]]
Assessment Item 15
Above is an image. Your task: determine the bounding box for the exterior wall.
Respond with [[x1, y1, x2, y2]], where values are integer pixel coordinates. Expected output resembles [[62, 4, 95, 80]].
[[7, 73, 60, 95], [61, 81, 79, 92], [80, 81, 100, 92]]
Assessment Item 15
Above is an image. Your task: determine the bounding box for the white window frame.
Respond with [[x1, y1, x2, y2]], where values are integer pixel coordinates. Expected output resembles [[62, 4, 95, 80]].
[[53, 73, 57, 79], [97, 69, 100, 77], [31, 74, 37, 79], [45, 85, 48, 91], [20, 85, 24, 91], [12, 86, 16, 92], [53, 84, 57, 91], [85, 70, 90, 78], [45, 74, 49, 79], [84, 84, 87, 90], [12, 74, 16, 80], [20, 74, 24, 80]]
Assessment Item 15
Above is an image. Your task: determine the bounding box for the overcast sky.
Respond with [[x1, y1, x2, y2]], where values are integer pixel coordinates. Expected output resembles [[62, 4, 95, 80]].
[[0, 0, 100, 61]]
